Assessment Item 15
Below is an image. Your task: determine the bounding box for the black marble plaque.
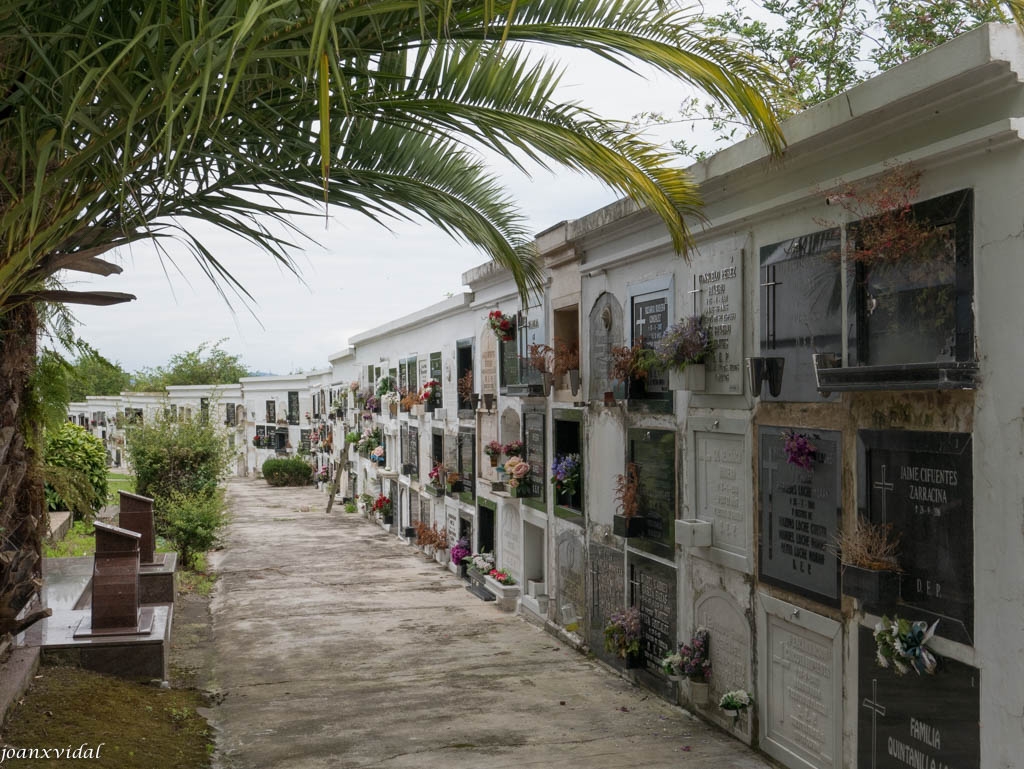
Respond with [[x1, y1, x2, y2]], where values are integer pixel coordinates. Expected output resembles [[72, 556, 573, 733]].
[[857, 625, 979, 769], [628, 428, 675, 560], [629, 555, 677, 676], [759, 426, 841, 605], [858, 430, 973, 644], [524, 411, 545, 500], [759, 230, 843, 402]]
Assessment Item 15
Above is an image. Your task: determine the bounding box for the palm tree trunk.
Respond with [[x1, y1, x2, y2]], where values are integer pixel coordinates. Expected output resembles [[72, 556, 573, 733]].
[[0, 304, 48, 645]]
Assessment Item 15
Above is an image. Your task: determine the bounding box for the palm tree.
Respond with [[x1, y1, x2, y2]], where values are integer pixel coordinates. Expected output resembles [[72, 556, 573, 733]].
[[0, 0, 785, 635]]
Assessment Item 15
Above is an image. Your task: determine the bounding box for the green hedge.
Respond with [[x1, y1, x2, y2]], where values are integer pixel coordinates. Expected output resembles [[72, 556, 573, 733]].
[[262, 457, 313, 486], [44, 422, 108, 521]]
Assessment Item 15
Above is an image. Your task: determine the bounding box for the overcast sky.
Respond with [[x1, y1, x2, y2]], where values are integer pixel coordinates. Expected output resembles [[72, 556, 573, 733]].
[[66, 22, 733, 377]]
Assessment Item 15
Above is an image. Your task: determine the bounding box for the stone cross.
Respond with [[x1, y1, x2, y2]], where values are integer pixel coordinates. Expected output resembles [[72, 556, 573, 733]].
[[862, 678, 887, 769]]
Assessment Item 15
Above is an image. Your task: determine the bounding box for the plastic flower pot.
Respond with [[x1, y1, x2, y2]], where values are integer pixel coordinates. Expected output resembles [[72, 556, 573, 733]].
[[613, 514, 645, 538], [842, 565, 900, 605]]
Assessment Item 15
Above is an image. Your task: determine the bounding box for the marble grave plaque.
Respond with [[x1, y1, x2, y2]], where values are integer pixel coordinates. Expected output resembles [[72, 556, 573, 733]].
[[589, 543, 625, 662], [764, 607, 841, 769], [556, 526, 585, 627], [629, 554, 676, 674], [858, 430, 973, 644], [857, 625, 979, 769], [695, 430, 749, 565], [688, 242, 744, 394], [759, 426, 841, 605], [695, 591, 751, 702], [588, 292, 624, 400]]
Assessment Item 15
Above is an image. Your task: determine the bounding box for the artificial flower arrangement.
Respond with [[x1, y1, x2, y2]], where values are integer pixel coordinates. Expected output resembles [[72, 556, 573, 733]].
[[450, 537, 472, 566], [419, 379, 441, 404], [719, 690, 751, 713], [370, 445, 385, 464], [503, 439, 524, 457], [874, 616, 939, 675], [488, 568, 516, 585], [371, 494, 392, 518], [315, 467, 329, 483], [484, 440, 504, 458], [663, 628, 711, 682], [656, 315, 713, 371], [349, 381, 360, 392], [504, 457, 531, 489], [783, 430, 816, 470], [550, 453, 581, 500], [428, 462, 447, 486], [468, 552, 495, 573], [488, 310, 516, 342], [375, 376, 397, 397], [603, 607, 642, 659]]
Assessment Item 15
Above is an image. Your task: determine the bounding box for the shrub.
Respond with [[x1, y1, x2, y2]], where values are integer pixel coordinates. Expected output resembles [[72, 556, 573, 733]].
[[163, 489, 226, 570], [261, 457, 312, 486], [126, 409, 230, 535], [44, 422, 108, 521]]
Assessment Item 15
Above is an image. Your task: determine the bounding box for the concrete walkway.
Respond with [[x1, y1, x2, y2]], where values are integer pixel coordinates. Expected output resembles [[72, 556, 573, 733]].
[[206, 479, 775, 769]]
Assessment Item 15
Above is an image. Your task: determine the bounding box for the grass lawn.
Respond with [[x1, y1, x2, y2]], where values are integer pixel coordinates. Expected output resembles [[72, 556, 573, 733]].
[[106, 471, 135, 504]]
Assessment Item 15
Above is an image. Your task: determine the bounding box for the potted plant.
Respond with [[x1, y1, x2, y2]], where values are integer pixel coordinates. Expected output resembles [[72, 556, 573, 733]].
[[503, 439, 524, 458], [603, 607, 642, 667], [550, 338, 581, 395], [550, 452, 580, 507], [450, 537, 472, 578], [679, 628, 712, 704], [613, 462, 644, 537], [484, 440, 504, 467], [427, 463, 447, 496], [609, 339, 660, 399], [719, 690, 752, 722], [657, 315, 713, 391], [484, 566, 520, 610], [488, 310, 516, 342], [445, 471, 462, 495], [528, 343, 555, 395], [836, 517, 902, 605], [372, 494, 393, 524], [457, 369, 475, 413], [433, 525, 450, 564], [504, 456, 531, 497], [419, 379, 441, 411]]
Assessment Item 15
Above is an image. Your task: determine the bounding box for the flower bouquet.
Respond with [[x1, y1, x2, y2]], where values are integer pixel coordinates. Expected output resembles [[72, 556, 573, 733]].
[[371, 494, 393, 520], [719, 689, 751, 717], [484, 440, 504, 467], [504, 457, 531, 493], [874, 615, 939, 675], [783, 431, 816, 470], [488, 568, 516, 585], [488, 310, 516, 342], [503, 439, 524, 458], [603, 607, 642, 661], [550, 453, 581, 501]]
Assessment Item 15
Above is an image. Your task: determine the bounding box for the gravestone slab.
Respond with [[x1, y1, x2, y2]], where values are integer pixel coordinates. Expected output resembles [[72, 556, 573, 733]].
[[556, 525, 585, 629], [500, 503, 522, 578], [693, 419, 751, 572], [857, 430, 973, 644], [629, 428, 676, 560], [759, 426, 841, 605], [629, 554, 677, 675], [524, 411, 545, 499], [760, 594, 842, 769], [695, 590, 752, 706], [76, 522, 154, 638], [479, 324, 498, 396], [118, 491, 158, 565], [589, 543, 625, 662], [857, 625, 979, 769], [446, 511, 459, 552], [589, 292, 624, 400], [499, 407, 520, 446], [688, 240, 744, 394]]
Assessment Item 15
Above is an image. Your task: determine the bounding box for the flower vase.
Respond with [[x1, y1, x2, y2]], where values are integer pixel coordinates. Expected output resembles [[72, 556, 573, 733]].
[[568, 368, 580, 396], [489, 454, 499, 467]]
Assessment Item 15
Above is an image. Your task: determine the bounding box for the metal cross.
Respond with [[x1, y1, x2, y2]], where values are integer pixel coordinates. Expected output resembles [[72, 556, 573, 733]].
[[872, 464, 895, 523], [688, 274, 703, 314], [862, 679, 887, 769], [760, 266, 782, 349]]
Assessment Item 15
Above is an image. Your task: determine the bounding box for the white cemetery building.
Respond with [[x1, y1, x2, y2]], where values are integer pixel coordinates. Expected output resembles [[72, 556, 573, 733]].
[[65, 23, 1024, 768]]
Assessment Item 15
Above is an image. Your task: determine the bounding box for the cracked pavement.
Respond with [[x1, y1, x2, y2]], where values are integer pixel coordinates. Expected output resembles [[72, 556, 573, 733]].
[[205, 478, 776, 769]]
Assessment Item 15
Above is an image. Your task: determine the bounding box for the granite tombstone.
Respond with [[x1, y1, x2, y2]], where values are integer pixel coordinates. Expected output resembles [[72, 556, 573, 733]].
[[759, 426, 841, 605], [857, 430, 973, 644]]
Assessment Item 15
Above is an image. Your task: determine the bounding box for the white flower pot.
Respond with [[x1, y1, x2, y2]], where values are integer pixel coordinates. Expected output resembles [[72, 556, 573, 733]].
[[675, 519, 713, 548], [669, 364, 705, 392]]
